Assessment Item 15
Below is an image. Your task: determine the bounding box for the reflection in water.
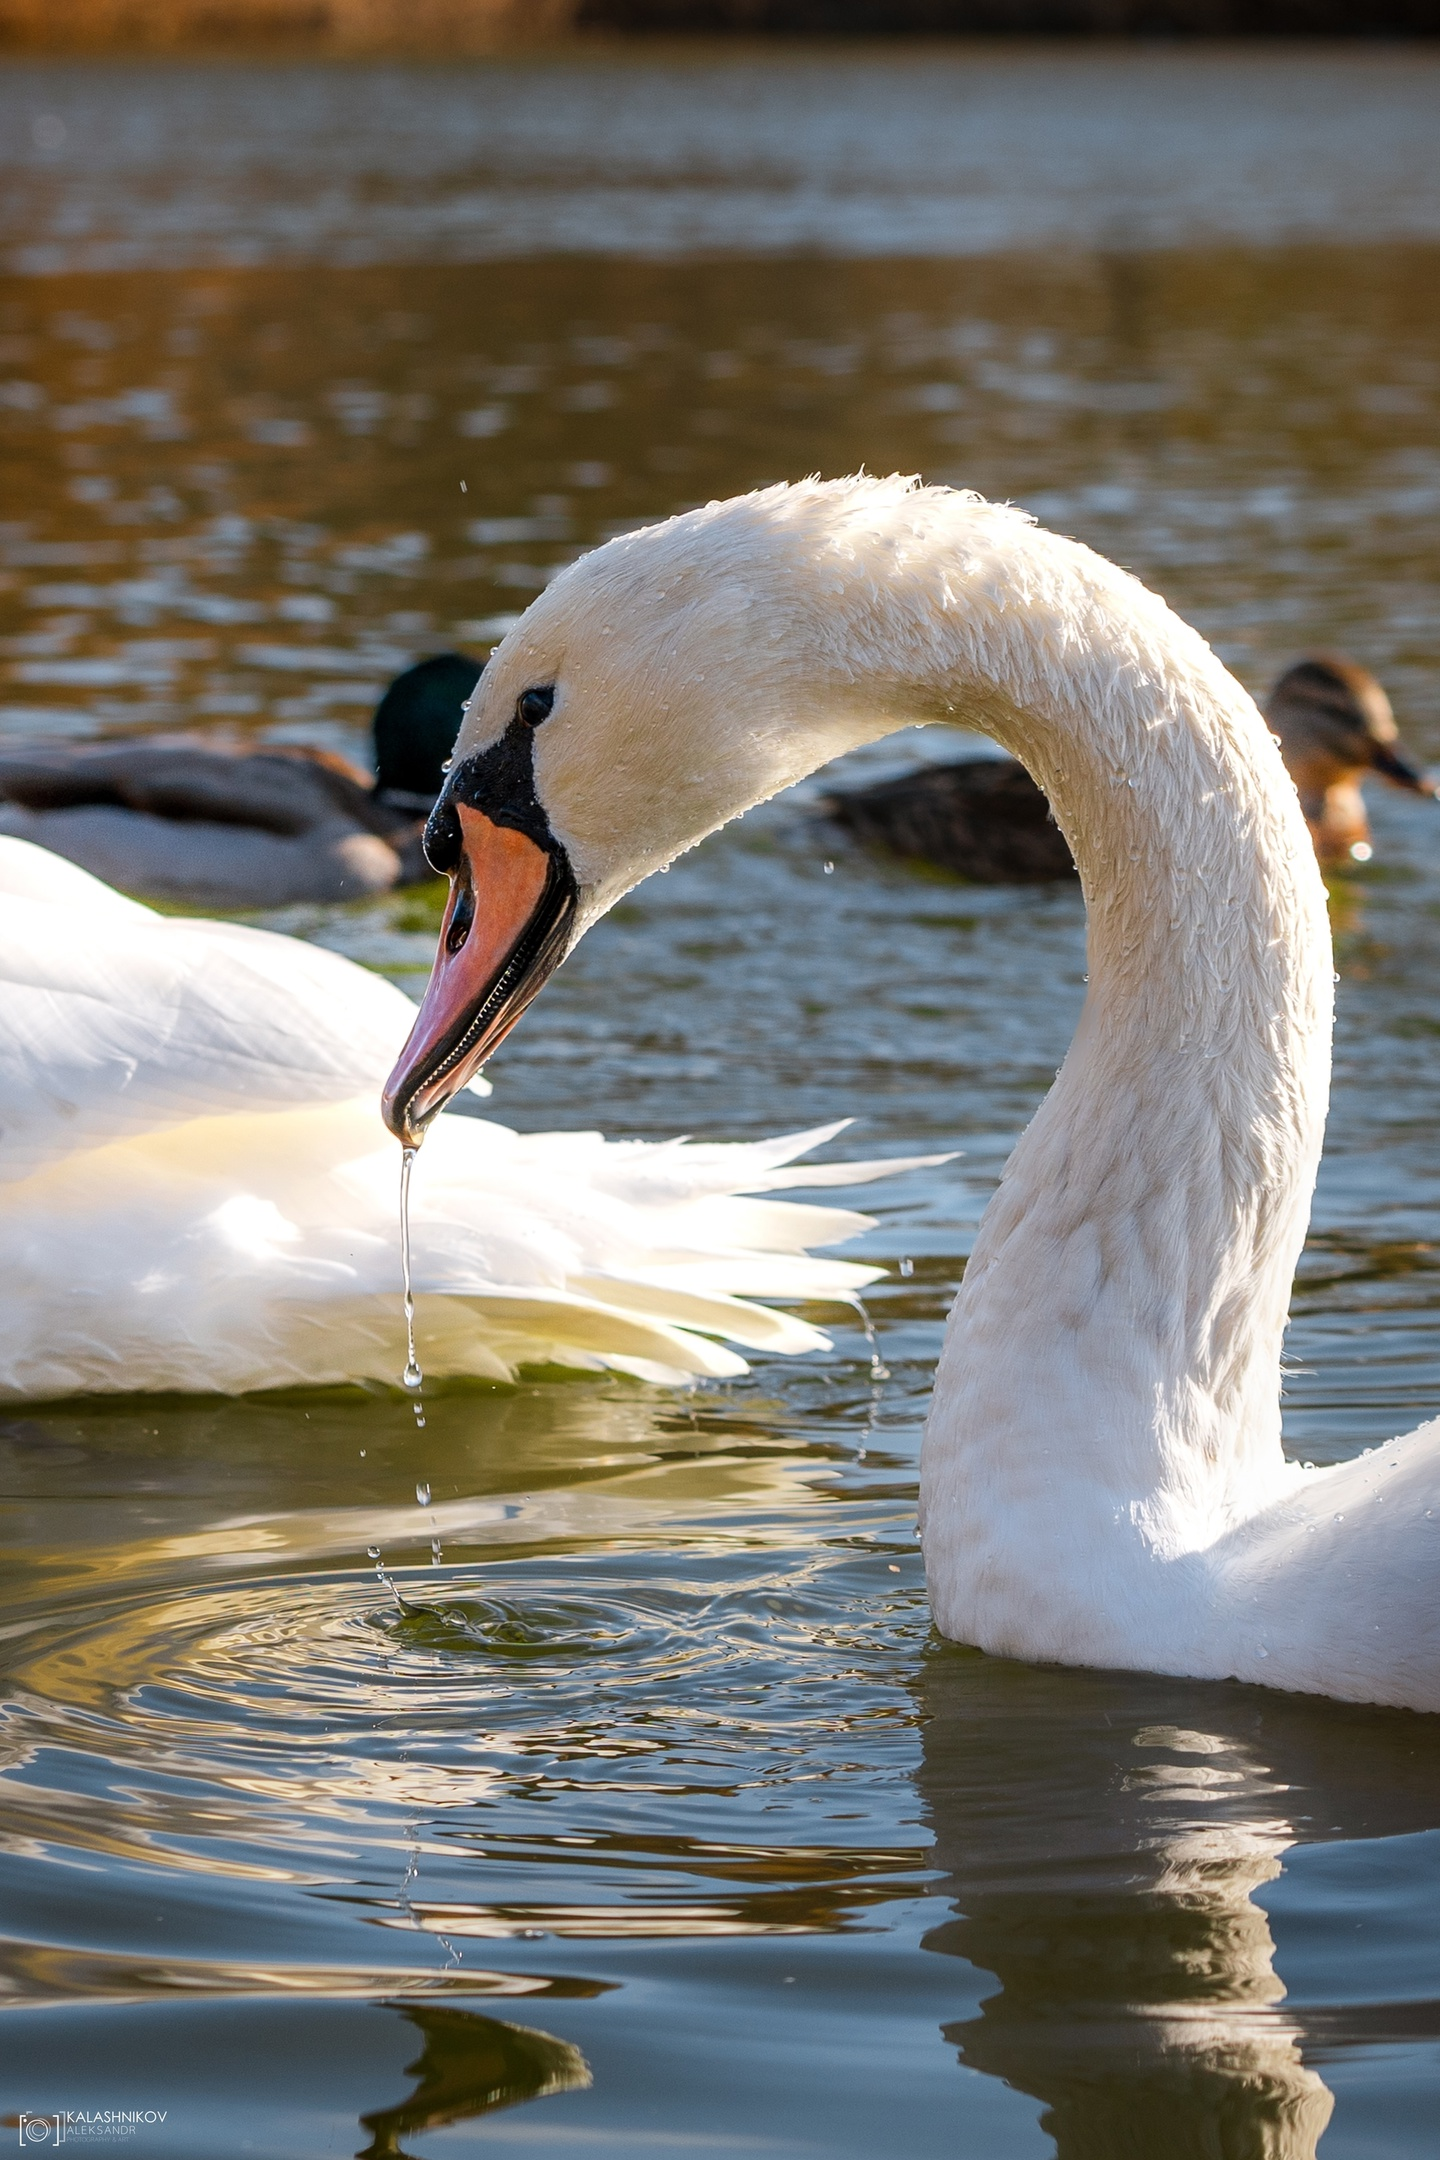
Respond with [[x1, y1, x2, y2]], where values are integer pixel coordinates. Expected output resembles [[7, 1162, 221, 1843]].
[[916, 1651, 1440, 2159], [356, 2005, 589, 2160]]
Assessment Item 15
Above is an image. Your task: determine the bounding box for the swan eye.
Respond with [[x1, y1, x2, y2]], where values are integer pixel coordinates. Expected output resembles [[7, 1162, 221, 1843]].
[[517, 685, 555, 728]]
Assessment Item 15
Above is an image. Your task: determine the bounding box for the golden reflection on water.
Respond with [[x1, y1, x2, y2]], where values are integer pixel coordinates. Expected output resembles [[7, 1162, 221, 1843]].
[[3, 247, 1439, 765]]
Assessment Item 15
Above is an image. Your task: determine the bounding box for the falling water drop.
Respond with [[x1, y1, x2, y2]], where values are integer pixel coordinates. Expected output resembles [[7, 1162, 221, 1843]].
[[415, 1481, 431, 1508], [898, 1256, 914, 1278], [855, 1297, 890, 1383], [367, 1544, 407, 1612], [400, 1145, 424, 1393]]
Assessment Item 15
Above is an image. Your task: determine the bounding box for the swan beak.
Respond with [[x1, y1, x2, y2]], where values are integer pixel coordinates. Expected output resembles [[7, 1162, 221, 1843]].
[[381, 802, 577, 1147], [1371, 740, 1436, 796]]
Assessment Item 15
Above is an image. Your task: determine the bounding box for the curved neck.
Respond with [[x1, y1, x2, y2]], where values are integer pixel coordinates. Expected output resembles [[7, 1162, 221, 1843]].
[[808, 502, 1335, 1547]]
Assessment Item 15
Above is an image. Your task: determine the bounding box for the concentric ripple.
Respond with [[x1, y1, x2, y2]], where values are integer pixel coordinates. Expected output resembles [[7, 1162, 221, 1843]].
[[0, 1543, 931, 1916]]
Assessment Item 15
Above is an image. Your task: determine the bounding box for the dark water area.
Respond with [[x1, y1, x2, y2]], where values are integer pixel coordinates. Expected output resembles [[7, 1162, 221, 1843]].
[[2, 47, 1440, 2160]]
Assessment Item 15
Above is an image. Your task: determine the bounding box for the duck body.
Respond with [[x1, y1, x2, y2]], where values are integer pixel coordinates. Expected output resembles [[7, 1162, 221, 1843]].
[[0, 740, 425, 908], [0, 652, 483, 909], [0, 836, 922, 1396], [823, 751, 1075, 883], [381, 474, 1440, 1711], [822, 651, 1430, 881]]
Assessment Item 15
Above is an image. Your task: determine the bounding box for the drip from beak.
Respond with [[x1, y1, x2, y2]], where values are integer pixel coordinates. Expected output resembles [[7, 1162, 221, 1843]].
[[1371, 740, 1436, 795], [382, 801, 577, 1148]]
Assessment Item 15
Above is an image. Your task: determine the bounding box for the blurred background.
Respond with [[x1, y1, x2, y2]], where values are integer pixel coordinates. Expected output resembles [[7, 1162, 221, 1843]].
[[4, 0, 1439, 48]]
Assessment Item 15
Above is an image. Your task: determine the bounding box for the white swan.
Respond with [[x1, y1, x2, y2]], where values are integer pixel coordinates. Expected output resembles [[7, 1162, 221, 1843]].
[[382, 474, 1440, 1714], [0, 836, 927, 1397]]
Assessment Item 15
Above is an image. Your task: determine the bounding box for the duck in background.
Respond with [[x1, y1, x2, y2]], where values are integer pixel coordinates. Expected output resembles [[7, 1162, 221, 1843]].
[[821, 652, 1433, 881], [0, 650, 482, 910], [1271, 652, 1433, 867]]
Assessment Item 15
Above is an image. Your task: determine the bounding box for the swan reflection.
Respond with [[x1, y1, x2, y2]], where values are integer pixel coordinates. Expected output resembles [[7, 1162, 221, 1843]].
[[915, 1649, 1440, 2159], [356, 2004, 589, 2160]]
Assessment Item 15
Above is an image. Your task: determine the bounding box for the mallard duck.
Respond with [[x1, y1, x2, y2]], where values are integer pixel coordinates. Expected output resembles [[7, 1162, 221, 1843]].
[[1270, 652, 1432, 867], [819, 651, 1431, 880], [0, 650, 482, 909]]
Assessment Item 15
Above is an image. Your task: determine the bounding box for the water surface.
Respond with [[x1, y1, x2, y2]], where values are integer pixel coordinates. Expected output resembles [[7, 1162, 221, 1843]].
[[2, 49, 1440, 2159]]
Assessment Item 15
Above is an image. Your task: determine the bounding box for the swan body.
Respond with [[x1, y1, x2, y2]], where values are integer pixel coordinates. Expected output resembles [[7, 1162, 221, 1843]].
[[385, 474, 1440, 1712], [0, 837, 922, 1396]]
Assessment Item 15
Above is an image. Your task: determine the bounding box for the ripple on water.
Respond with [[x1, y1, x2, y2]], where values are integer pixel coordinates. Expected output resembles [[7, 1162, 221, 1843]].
[[0, 1549, 930, 1896]]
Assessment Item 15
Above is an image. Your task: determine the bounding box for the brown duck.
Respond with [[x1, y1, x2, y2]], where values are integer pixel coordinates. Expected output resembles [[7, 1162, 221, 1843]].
[[822, 654, 1432, 881], [0, 651, 481, 909]]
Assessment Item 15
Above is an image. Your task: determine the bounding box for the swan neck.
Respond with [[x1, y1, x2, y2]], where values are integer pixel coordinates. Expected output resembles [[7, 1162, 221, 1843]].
[[865, 512, 1338, 1560]]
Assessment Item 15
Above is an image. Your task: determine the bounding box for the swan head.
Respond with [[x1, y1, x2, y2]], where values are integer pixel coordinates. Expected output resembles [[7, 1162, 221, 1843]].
[[381, 479, 934, 1143]]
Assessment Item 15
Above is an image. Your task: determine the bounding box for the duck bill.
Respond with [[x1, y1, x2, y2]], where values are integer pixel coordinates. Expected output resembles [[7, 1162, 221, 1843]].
[[1371, 740, 1436, 795], [382, 802, 577, 1148]]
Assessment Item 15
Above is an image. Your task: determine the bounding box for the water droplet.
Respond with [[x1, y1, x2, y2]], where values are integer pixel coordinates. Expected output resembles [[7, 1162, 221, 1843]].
[[431, 1538, 444, 1565], [1257, 1646, 1269, 1658], [367, 1544, 407, 1611], [1334, 1513, 1344, 1522], [898, 1256, 914, 1278], [855, 1296, 888, 1383], [822, 860, 835, 875], [415, 1482, 431, 1508], [400, 1147, 423, 1395]]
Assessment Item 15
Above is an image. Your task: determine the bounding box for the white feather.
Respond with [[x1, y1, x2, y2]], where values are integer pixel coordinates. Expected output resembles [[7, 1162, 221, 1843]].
[[0, 837, 937, 1397]]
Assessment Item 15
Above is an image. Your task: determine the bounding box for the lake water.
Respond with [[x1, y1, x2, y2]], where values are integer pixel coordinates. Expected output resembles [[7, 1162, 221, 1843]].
[[2, 44, 1440, 2160]]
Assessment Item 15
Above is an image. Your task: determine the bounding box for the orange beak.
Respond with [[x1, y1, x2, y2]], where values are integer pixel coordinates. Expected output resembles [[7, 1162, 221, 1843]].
[[381, 801, 576, 1147]]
